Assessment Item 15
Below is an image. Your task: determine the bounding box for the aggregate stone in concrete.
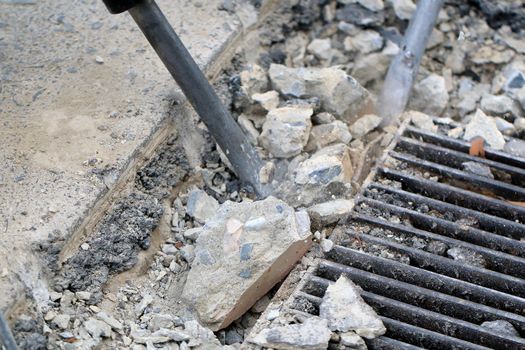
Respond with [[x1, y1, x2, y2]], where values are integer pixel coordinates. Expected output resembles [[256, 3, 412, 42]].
[[182, 197, 312, 331], [0, 0, 258, 314]]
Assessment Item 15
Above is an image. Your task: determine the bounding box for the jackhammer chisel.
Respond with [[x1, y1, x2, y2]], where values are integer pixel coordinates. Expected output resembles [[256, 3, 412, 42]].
[[102, 0, 269, 197]]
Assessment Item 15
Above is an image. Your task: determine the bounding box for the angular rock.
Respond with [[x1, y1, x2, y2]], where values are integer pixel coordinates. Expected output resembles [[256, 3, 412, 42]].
[[308, 199, 355, 229], [409, 74, 449, 116], [96, 311, 123, 331], [357, 0, 384, 12], [240, 64, 268, 96], [307, 38, 332, 61], [152, 328, 190, 342], [269, 64, 371, 123], [351, 52, 390, 86], [238, 115, 260, 146], [306, 121, 352, 151], [346, 30, 383, 54], [336, 3, 385, 26], [182, 197, 312, 330], [481, 320, 520, 338], [52, 314, 70, 330], [84, 318, 112, 339], [406, 110, 438, 132], [463, 109, 506, 150], [389, 0, 416, 20], [259, 107, 313, 158], [504, 139, 525, 158], [447, 247, 486, 268], [252, 317, 332, 350], [495, 117, 516, 135], [340, 332, 367, 349], [295, 144, 353, 186], [319, 276, 386, 338], [480, 93, 524, 119], [462, 161, 494, 179], [186, 190, 220, 224], [349, 114, 382, 139], [252, 90, 280, 112], [312, 112, 336, 125]]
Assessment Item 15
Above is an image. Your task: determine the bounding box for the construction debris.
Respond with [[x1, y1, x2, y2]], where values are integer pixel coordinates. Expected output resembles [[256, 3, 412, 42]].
[[182, 197, 312, 331]]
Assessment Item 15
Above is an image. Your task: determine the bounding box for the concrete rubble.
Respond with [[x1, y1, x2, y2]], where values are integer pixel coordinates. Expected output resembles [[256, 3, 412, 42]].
[[182, 197, 312, 331], [252, 317, 332, 350], [5, 0, 525, 349], [320, 276, 386, 338]]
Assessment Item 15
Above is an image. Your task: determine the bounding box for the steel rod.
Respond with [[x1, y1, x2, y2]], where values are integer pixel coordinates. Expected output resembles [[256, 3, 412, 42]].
[[126, 0, 269, 197], [377, 0, 444, 126], [0, 312, 17, 350]]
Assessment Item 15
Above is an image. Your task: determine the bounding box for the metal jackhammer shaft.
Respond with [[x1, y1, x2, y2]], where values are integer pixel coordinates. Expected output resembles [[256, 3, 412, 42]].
[[103, 0, 268, 197], [377, 0, 444, 127]]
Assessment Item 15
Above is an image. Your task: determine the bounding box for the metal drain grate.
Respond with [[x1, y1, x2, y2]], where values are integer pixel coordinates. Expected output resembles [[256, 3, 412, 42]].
[[289, 123, 525, 350]]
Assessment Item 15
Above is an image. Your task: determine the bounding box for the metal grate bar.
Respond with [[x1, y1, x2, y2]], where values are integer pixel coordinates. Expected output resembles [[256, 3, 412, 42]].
[[380, 317, 491, 350], [379, 167, 525, 222], [366, 336, 427, 350], [341, 231, 525, 297], [397, 137, 525, 185], [404, 126, 525, 168], [325, 245, 525, 314], [315, 259, 525, 332], [299, 275, 525, 349], [356, 199, 525, 265], [366, 182, 525, 240], [390, 150, 525, 201]]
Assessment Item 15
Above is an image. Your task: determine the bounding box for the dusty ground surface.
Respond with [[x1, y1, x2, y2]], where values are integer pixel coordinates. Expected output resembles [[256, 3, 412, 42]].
[[0, 0, 268, 316], [2, 0, 525, 349]]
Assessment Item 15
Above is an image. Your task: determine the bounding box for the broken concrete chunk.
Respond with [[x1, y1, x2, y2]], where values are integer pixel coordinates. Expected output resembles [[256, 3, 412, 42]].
[[238, 115, 260, 146], [389, 0, 416, 20], [306, 121, 352, 151], [481, 320, 520, 338], [252, 317, 332, 350], [504, 139, 525, 158], [96, 311, 123, 331], [312, 112, 336, 125], [462, 161, 494, 179], [347, 30, 383, 54], [240, 64, 268, 96], [336, 3, 385, 26], [495, 117, 516, 135], [308, 199, 355, 229], [409, 74, 449, 116], [447, 247, 486, 268], [463, 109, 506, 150], [268, 64, 371, 124], [340, 331, 367, 349], [350, 114, 382, 139], [182, 197, 312, 331], [351, 52, 390, 86], [259, 107, 313, 158], [307, 38, 333, 61], [295, 144, 353, 186], [320, 276, 386, 338], [84, 318, 112, 339], [357, 0, 385, 12], [480, 94, 524, 119], [406, 110, 438, 132], [186, 190, 220, 224], [252, 90, 280, 112]]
